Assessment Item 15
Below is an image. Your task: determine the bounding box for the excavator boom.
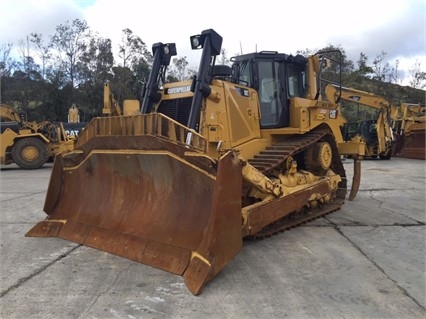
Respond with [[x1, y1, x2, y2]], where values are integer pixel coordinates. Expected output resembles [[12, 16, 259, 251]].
[[325, 84, 393, 159]]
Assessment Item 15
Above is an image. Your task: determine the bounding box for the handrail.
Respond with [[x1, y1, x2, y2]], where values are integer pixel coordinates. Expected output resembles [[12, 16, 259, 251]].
[[75, 113, 207, 153]]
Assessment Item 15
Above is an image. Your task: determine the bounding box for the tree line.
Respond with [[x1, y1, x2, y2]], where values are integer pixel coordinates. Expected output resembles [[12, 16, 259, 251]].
[[0, 18, 425, 123]]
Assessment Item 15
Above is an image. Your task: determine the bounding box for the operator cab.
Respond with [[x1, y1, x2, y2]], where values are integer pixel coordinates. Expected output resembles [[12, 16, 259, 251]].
[[231, 52, 308, 129]]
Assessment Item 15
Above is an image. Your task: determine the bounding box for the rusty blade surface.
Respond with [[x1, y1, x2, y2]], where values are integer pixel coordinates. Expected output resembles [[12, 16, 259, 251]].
[[26, 136, 243, 295], [183, 150, 243, 294], [403, 126, 426, 160]]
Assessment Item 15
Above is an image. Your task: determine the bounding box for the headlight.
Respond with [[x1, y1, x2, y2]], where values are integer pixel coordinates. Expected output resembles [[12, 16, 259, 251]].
[[190, 34, 203, 49]]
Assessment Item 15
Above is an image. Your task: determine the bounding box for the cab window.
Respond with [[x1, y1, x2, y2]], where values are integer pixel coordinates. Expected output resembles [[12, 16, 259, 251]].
[[258, 61, 282, 126], [287, 64, 305, 98]]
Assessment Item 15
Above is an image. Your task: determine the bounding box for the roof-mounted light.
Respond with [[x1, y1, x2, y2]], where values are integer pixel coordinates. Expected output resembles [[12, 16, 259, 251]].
[[190, 29, 222, 55], [190, 35, 201, 49]]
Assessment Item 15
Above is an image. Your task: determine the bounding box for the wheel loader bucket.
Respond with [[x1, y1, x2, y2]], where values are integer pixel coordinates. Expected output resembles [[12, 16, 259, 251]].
[[26, 114, 243, 295]]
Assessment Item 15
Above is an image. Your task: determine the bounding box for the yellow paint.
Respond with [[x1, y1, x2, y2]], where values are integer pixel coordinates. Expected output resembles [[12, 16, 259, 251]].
[[190, 251, 211, 266], [63, 150, 217, 180]]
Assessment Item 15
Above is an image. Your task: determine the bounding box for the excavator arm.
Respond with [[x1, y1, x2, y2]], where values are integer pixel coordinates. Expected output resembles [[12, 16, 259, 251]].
[[325, 84, 393, 159]]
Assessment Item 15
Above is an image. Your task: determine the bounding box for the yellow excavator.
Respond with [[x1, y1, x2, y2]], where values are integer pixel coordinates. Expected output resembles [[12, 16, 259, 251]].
[[26, 29, 365, 295], [325, 85, 394, 160], [0, 104, 74, 169]]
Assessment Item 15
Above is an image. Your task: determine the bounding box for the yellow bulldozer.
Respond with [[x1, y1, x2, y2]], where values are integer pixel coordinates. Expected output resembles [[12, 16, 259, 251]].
[[26, 29, 365, 295], [0, 104, 74, 169], [391, 103, 425, 159]]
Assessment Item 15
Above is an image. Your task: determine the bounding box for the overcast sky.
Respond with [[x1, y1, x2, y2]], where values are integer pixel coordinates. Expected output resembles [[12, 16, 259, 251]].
[[1, 0, 425, 86]]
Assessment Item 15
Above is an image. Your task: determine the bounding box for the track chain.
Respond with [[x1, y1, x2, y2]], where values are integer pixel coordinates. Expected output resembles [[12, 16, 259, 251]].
[[245, 128, 347, 240], [249, 199, 344, 240], [248, 130, 327, 174]]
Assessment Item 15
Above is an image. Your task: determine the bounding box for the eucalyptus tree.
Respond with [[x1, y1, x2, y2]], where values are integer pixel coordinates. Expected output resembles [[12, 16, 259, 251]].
[[116, 28, 152, 101], [132, 55, 152, 100], [218, 48, 230, 66], [371, 51, 391, 84], [49, 19, 92, 103], [356, 52, 374, 78], [30, 33, 52, 80], [45, 68, 69, 121], [109, 66, 137, 104], [118, 28, 150, 69], [408, 60, 426, 89], [0, 42, 15, 105], [1, 36, 46, 119], [77, 37, 114, 119], [0, 42, 14, 78], [170, 56, 189, 81]]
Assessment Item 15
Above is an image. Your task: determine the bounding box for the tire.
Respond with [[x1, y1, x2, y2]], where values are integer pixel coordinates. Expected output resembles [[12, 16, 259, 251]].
[[379, 152, 392, 160], [12, 137, 49, 169]]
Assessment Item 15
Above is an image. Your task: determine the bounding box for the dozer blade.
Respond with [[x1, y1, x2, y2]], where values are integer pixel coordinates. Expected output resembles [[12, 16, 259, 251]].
[[26, 137, 243, 295]]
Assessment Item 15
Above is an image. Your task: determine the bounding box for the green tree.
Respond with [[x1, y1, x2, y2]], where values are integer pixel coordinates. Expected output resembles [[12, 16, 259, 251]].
[[77, 37, 115, 119], [372, 51, 390, 82], [0, 42, 14, 78], [118, 28, 149, 68], [408, 60, 426, 89], [116, 28, 152, 100], [170, 56, 189, 81], [45, 68, 70, 121], [2, 36, 46, 119], [356, 52, 374, 77], [132, 56, 151, 99], [218, 48, 230, 65], [50, 19, 91, 102], [30, 33, 52, 80], [298, 44, 354, 75], [79, 37, 114, 85], [109, 66, 137, 102]]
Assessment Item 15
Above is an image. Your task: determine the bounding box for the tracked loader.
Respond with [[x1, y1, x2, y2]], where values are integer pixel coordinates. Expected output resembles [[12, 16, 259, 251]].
[[26, 29, 365, 295]]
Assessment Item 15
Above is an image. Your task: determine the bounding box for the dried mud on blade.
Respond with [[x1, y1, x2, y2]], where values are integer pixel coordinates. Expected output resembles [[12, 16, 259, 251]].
[[26, 140, 243, 295]]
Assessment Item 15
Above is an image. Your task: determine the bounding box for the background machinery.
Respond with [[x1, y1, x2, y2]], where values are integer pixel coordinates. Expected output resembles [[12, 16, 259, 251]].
[[27, 29, 365, 295], [102, 81, 140, 117], [62, 104, 88, 139], [391, 103, 425, 159], [0, 104, 74, 169], [325, 85, 394, 160], [62, 83, 141, 139]]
